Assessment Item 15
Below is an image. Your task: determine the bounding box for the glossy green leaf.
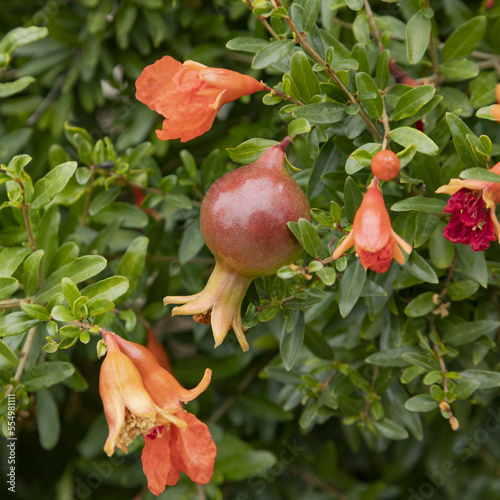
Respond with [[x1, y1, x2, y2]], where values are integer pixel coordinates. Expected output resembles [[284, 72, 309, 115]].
[[404, 291, 436, 317], [355, 72, 383, 120], [443, 320, 500, 346], [292, 102, 345, 124], [36, 256, 107, 304], [115, 236, 148, 296], [0, 338, 18, 366], [373, 418, 409, 440], [459, 168, 500, 183], [406, 11, 431, 65], [446, 113, 484, 169], [0, 76, 35, 98], [0, 26, 48, 54], [31, 161, 78, 210], [0, 277, 18, 301], [252, 40, 295, 70], [280, 310, 305, 371], [227, 139, 278, 164], [0, 246, 31, 277], [442, 59, 479, 81], [442, 16, 487, 62], [22, 361, 75, 391], [22, 249, 44, 297], [390, 127, 439, 156], [0, 312, 38, 336], [20, 303, 50, 321], [392, 86, 436, 121], [339, 259, 366, 317], [179, 218, 205, 264], [302, 0, 321, 30], [391, 196, 446, 214], [405, 395, 439, 412], [81, 276, 129, 302], [226, 37, 268, 53]]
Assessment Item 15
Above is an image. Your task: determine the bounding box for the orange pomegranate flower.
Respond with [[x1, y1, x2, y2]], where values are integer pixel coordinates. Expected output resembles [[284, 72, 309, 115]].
[[135, 56, 265, 142], [146, 328, 173, 373], [435, 162, 500, 251], [99, 331, 215, 496], [332, 180, 412, 273]]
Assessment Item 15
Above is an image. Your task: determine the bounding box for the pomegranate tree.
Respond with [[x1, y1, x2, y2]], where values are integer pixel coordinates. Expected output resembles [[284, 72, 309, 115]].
[[164, 140, 311, 351]]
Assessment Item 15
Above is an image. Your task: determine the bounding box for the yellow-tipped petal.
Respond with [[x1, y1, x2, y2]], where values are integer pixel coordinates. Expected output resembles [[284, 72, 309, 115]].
[[332, 231, 355, 260]]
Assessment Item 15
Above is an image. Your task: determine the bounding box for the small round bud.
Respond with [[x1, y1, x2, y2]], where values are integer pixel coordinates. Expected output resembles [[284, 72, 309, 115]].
[[439, 401, 451, 413], [371, 150, 401, 181], [449, 416, 460, 431]]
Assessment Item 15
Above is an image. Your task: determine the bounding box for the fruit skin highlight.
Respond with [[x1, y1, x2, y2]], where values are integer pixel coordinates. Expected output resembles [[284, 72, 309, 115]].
[[164, 141, 311, 351]]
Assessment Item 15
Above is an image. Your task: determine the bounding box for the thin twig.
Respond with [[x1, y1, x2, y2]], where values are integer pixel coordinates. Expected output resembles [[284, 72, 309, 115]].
[[20, 186, 37, 251], [381, 99, 391, 150], [289, 466, 350, 500], [196, 484, 207, 500], [0, 298, 29, 310], [263, 84, 303, 106], [242, 0, 280, 39], [5, 326, 38, 396], [363, 0, 384, 52]]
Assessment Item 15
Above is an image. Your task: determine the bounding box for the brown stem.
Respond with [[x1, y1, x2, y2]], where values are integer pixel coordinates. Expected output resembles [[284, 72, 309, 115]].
[[21, 191, 37, 251], [5, 326, 38, 396], [0, 298, 29, 310], [363, 0, 384, 52], [381, 99, 391, 150], [279, 9, 383, 139], [242, 0, 280, 39], [426, 1, 441, 76], [288, 466, 349, 500], [262, 84, 303, 106]]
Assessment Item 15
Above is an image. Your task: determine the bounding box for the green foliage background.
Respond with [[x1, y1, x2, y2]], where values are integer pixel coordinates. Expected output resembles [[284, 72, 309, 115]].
[[2, 0, 500, 499]]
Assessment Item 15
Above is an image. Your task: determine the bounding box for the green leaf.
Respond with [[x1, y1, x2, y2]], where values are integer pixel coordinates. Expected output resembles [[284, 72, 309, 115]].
[[88, 186, 120, 216], [61, 277, 81, 309], [317, 267, 336, 286], [22, 249, 44, 297], [443, 320, 500, 346], [179, 218, 206, 264], [406, 11, 431, 65], [36, 255, 107, 304], [0, 26, 48, 54], [405, 394, 439, 412], [0, 76, 36, 98], [290, 51, 321, 103], [366, 346, 422, 367], [376, 50, 390, 89], [404, 291, 437, 317], [227, 139, 278, 164], [446, 113, 484, 169], [81, 276, 129, 302], [87, 298, 114, 316], [391, 196, 446, 214], [442, 16, 487, 63], [20, 303, 50, 321], [0, 312, 39, 336], [392, 86, 436, 121], [31, 161, 78, 210], [390, 127, 439, 156], [356, 72, 383, 119], [447, 280, 479, 301], [226, 37, 269, 53], [292, 102, 345, 124], [252, 40, 295, 70], [373, 418, 409, 440], [288, 118, 311, 138], [343, 176, 363, 223], [0, 277, 18, 301], [460, 370, 500, 389], [339, 259, 366, 317], [456, 243, 488, 288], [0, 246, 31, 277], [0, 338, 18, 367], [442, 59, 479, 81], [459, 168, 500, 183], [405, 251, 439, 284], [115, 236, 148, 296], [289, 218, 322, 258], [50, 305, 75, 322], [36, 389, 60, 450], [401, 352, 440, 372], [22, 361, 75, 391], [302, 0, 321, 30], [280, 310, 305, 371]]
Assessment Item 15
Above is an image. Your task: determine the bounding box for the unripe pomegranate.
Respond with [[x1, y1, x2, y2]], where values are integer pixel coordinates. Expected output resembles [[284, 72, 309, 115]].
[[371, 150, 400, 181], [164, 141, 311, 351]]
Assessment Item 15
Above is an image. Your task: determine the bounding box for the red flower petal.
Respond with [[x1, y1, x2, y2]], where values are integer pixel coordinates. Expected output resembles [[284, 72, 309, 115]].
[[142, 426, 179, 496], [169, 411, 216, 485], [356, 241, 395, 273]]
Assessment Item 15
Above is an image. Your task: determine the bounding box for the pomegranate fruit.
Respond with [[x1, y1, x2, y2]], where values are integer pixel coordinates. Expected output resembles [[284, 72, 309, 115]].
[[164, 140, 311, 351], [371, 149, 400, 181]]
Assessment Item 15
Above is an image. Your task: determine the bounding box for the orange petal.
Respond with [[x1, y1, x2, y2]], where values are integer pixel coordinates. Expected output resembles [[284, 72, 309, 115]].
[[332, 231, 355, 260], [496, 84, 500, 104], [169, 411, 216, 485], [146, 329, 172, 373], [135, 56, 183, 113], [142, 428, 178, 495], [492, 104, 500, 123]]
